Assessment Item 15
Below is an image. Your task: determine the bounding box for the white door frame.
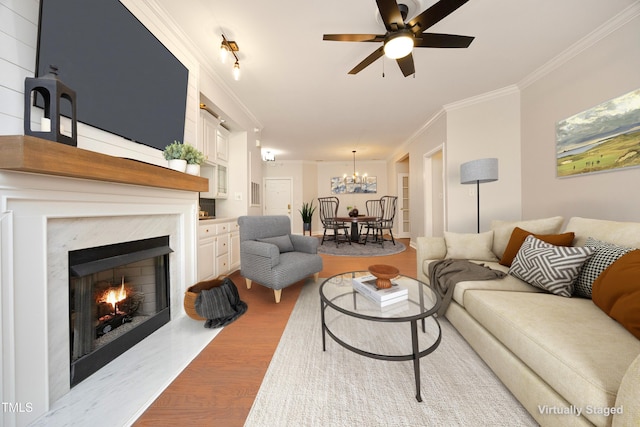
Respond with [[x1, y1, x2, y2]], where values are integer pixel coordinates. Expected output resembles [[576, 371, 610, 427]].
[[423, 145, 447, 237]]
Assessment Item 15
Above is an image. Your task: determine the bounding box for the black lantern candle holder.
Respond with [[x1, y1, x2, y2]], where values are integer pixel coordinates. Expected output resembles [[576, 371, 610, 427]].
[[24, 65, 78, 146]]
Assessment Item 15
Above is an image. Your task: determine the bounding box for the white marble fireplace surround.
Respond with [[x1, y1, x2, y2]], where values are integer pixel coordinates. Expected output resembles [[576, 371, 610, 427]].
[[0, 171, 221, 426]]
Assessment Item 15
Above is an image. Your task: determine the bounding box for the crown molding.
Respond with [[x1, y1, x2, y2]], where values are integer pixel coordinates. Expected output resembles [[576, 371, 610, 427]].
[[444, 85, 520, 112], [519, 2, 640, 89]]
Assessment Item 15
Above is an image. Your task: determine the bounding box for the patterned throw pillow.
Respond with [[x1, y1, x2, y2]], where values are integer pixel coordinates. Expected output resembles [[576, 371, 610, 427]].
[[573, 237, 635, 298], [509, 235, 595, 297]]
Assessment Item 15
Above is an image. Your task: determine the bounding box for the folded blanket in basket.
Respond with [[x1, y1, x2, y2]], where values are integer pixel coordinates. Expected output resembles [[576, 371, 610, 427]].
[[195, 277, 248, 328]]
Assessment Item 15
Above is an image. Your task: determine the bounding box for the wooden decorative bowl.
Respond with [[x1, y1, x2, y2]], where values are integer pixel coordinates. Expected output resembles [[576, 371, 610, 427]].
[[368, 264, 400, 289]]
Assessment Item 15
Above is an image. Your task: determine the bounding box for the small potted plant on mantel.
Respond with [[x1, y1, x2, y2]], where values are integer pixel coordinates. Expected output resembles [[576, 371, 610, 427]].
[[163, 140, 186, 172], [183, 143, 205, 176], [299, 200, 316, 235]]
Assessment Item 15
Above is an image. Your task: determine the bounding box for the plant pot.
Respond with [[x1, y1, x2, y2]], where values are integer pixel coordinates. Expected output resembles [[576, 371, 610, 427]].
[[185, 163, 201, 176], [168, 159, 187, 172]]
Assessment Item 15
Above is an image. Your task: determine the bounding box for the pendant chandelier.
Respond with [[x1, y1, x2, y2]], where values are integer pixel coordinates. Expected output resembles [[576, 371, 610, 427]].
[[343, 150, 367, 183]]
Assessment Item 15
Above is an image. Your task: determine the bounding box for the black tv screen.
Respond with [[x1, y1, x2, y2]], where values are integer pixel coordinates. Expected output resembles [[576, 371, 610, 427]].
[[36, 0, 189, 151]]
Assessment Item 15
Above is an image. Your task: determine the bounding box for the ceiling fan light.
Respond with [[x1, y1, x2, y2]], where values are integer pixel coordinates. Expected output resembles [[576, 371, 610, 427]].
[[384, 32, 414, 59]]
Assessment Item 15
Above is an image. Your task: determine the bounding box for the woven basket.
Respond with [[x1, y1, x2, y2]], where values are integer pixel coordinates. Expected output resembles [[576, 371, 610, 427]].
[[184, 276, 226, 320]]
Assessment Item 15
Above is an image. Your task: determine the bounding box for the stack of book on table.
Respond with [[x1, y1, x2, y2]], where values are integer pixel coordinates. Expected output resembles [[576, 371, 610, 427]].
[[352, 274, 408, 307]]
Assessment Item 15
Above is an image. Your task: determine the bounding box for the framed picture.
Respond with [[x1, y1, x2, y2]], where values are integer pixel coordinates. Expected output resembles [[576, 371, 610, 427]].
[[331, 176, 377, 194], [556, 88, 640, 177]]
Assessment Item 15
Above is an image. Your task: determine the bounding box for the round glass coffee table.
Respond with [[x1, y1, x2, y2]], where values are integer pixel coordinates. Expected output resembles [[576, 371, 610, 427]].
[[319, 271, 442, 402]]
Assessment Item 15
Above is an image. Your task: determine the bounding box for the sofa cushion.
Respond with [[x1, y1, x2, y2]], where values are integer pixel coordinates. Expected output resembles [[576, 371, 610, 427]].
[[574, 237, 635, 298], [464, 290, 640, 426], [509, 235, 594, 297], [444, 230, 498, 262], [592, 250, 640, 340], [490, 216, 564, 259], [499, 227, 575, 267], [257, 235, 294, 253], [451, 261, 542, 307], [564, 217, 640, 248]]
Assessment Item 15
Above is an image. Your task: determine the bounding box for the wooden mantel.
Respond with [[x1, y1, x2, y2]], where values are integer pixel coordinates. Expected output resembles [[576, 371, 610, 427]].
[[0, 135, 208, 192]]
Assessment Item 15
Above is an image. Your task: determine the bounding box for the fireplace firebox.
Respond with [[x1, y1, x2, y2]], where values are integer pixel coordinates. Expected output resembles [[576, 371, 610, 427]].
[[68, 236, 172, 386]]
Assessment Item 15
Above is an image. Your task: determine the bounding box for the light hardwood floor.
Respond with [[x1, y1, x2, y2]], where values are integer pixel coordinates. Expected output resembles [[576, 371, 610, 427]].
[[134, 239, 416, 426]]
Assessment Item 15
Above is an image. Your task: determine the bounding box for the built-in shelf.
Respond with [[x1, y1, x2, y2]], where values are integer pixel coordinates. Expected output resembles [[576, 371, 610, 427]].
[[0, 135, 208, 192]]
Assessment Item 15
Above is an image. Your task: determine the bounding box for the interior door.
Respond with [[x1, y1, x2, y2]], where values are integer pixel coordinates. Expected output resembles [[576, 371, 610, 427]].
[[397, 173, 410, 238], [263, 178, 293, 220]]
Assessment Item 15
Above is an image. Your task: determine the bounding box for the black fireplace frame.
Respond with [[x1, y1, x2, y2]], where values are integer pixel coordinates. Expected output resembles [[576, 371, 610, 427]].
[[68, 236, 172, 387]]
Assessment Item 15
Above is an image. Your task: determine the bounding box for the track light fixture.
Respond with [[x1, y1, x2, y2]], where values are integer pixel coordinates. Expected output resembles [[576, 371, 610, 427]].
[[220, 34, 241, 80]]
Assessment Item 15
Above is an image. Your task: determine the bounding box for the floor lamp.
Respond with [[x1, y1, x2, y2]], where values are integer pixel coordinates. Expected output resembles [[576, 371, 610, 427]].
[[460, 158, 499, 233]]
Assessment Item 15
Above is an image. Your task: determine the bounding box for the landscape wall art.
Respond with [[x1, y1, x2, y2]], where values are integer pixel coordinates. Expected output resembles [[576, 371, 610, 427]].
[[556, 88, 640, 177]]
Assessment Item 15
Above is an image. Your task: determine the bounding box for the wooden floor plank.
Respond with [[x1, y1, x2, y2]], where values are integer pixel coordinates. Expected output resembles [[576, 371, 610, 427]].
[[134, 238, 415, 426]]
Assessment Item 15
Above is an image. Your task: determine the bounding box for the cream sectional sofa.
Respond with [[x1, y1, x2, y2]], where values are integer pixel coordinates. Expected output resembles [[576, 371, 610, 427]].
[[416, 217, 640, 427]]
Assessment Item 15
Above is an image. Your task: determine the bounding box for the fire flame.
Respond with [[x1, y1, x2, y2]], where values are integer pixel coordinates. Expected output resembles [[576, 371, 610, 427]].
[[103, 283, 127, 310]]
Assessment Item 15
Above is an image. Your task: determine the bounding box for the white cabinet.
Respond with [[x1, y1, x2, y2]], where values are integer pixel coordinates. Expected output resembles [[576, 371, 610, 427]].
[[200, 110, 219, 165], [198, 111, 229, 199], [200, 165, 227, 199], [197, 219, 238, 281]]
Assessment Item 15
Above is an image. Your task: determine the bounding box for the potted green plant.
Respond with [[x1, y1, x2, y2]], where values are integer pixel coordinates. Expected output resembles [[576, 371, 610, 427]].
[[299, 201, 316, 235], [163, 140, 186, 172], [182, 143, 205, 175]]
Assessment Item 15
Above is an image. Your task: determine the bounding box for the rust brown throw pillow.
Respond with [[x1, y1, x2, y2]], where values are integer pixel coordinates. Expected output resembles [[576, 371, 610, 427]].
[[592, 250, 640, 340], [499, 227, 575, 266]]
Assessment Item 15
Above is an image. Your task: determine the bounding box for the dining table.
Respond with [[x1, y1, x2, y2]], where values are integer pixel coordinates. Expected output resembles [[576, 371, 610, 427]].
[[334, 215, 378, 243]]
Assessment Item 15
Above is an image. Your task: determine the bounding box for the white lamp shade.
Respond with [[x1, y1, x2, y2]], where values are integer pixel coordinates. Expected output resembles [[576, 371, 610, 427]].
[[460, 158, 499, 184]]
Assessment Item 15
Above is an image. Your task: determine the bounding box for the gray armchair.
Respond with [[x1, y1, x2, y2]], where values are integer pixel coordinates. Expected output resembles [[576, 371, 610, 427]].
[[238, 215, 323, 303]]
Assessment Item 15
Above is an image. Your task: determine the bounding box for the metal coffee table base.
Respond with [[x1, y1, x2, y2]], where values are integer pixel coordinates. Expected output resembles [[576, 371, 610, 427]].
[[321, 300, 442, 402]]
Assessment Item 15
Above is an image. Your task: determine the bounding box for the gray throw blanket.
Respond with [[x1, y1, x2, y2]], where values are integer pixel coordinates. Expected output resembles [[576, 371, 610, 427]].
[[429, 259, 506, 317], [195, 278, 248, 328]]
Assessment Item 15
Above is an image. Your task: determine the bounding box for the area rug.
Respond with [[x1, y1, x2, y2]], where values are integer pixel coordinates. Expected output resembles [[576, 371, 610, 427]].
[[244, 280, 537, 427], [316, 238, 406, 257]]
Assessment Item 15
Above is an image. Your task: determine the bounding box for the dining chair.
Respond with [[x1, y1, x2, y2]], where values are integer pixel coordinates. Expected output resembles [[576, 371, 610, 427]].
[[317, 196, 351, 247], [368, 195, 397, 247], [361, 198, 384, 244]]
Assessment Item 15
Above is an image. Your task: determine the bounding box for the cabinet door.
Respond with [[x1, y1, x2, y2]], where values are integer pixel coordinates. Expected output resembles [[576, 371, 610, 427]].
[[215, 127, 229, 163], [230, 231, 240, 270], [216, 164, 228, 198], [201, 113, 218, 165], [197, 238, 215, 281], [217, 253, 230, 276]]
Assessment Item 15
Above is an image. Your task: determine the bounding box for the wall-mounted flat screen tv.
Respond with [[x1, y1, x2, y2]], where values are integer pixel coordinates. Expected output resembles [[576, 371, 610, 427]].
[[36, 0, 189, 151]]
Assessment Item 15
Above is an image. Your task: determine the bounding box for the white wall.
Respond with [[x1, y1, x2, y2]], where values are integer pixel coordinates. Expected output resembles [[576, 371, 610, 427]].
[[445, 87, 522, 232], [520, 12, 640, 222], [317, 160, 389, 216], [405, 112, 447, 240]]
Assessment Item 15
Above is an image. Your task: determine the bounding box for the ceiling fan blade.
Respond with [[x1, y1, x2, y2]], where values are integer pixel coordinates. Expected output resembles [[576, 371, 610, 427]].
[[415, 33, 474, 48], [348, 46, 385, 75], [323, 34, 385, 42], [376, 0, 404, 31], [396, 53, 415, 77], [408, 0, 469, 34]]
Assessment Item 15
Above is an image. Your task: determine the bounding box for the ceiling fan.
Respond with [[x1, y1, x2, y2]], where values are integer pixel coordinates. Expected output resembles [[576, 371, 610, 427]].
[[323, 0, 474, 77]]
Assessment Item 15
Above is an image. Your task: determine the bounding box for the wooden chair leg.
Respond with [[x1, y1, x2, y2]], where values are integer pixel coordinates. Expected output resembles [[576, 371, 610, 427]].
[[245, 278, 252, 289], [273, 289, 282, 303], [313, 272, 319, 282]]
